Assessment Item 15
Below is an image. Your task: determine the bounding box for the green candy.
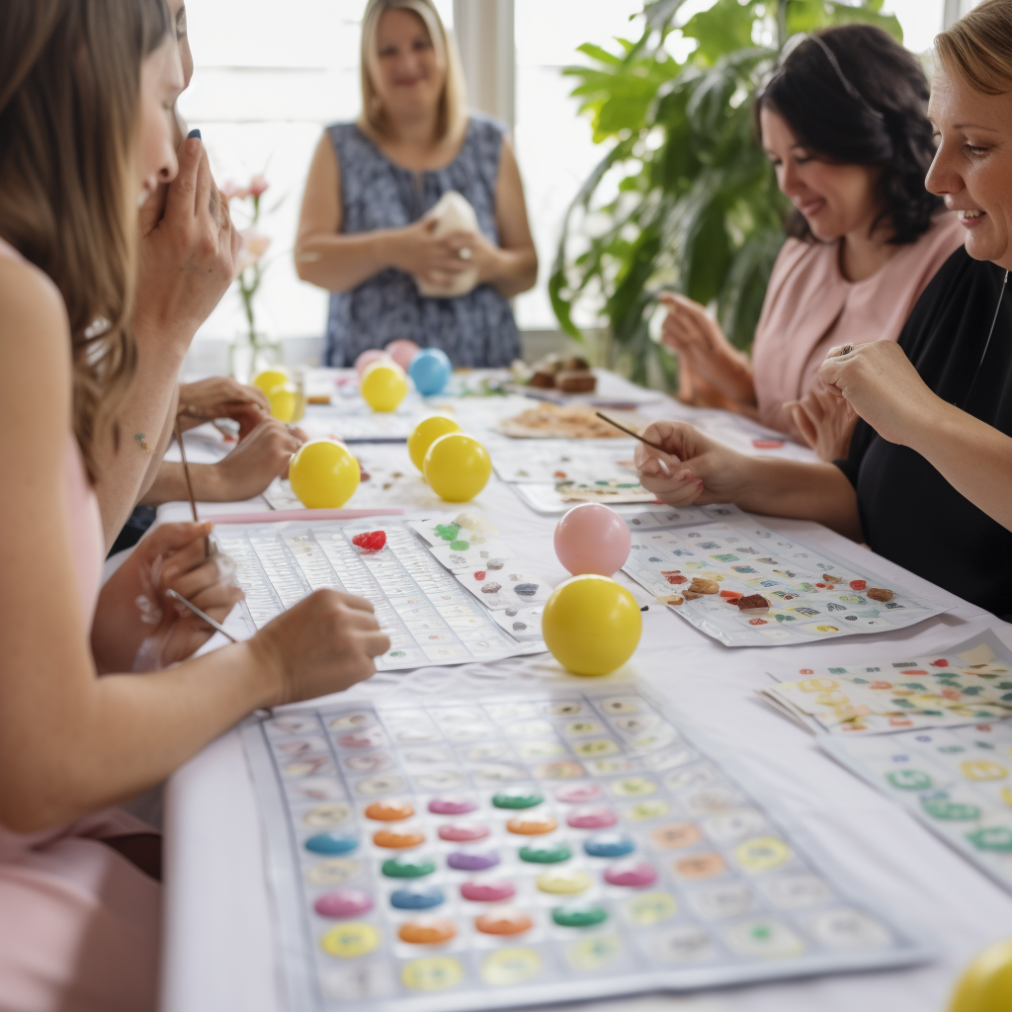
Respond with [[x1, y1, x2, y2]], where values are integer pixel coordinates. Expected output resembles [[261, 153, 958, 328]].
[[492, 789, 543, 810], [519, 842, 571, 864], [449, 540, 470, 551], [967, 828, 1012, 853], [922, 799, 981, 821], [552, 904, 608, 928], [382, 854, 436, 878], [886, 769, 932, 791]]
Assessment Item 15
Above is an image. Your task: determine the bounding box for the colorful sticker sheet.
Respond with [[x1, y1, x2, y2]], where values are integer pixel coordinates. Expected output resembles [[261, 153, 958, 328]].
[[213, 518, 545, 671], [244, 689, 928, 1012], [621, 511, 946, 648], [761, 631, 1012, 735], [821, 720, 1012, 894]]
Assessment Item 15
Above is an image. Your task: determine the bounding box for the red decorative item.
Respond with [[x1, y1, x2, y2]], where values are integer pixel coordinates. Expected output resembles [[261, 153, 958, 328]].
[[931, 659, 950, 668], [352, 531, 387, 553], [474, 571, 486, 581], [849, 579, 867, 591]]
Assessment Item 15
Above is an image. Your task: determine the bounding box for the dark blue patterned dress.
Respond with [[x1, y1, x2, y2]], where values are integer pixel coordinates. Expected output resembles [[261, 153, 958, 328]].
[[323, 114, 521, 368]]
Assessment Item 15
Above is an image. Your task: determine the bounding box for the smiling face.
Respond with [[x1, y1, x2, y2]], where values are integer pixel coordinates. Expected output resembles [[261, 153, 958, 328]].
[[926, 66, 1012, 269], [137, 37, 185, 207], [369, 8, 445, 125], [760, 105, 885, 243]]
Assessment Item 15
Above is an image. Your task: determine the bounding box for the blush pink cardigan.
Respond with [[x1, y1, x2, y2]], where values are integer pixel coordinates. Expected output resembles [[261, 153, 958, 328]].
[[0, 239, 161, 1012], [751, 213, 964, 439]]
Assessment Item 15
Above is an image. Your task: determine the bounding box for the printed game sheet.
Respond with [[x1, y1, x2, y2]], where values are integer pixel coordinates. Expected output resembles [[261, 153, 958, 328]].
[[213, 518, 546, 671], [621, 509, 946, 647], [244, 689, 929, 1012], [761, 630, 1012, 735], [822, 719, 1012, 894]]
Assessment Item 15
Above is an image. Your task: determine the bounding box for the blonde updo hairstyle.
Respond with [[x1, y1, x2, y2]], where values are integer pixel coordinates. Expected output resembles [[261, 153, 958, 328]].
[[359, 0, 467, 143], [935, 0, 1012, 94]]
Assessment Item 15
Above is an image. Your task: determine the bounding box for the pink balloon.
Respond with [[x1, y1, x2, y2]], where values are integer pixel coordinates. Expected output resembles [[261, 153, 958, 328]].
[[385, 339, 421, 371], [354, 349, 386, 377], [554, 504, 631, 577]]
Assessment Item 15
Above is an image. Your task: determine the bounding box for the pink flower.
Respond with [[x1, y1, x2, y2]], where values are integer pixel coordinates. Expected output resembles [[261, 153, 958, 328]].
[[221, 180, 248, 202], [234, 229, 272, 275], [248, 174, 269, 198]]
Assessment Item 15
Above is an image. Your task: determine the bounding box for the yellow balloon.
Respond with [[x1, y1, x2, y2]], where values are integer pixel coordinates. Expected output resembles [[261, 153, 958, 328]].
[[361, 362, 408, 413], [251, 368, 289, 395], [541, 575, 642, 676], [423, 433, 492, 502], [289, 440, 360, 509], [408, 415, 461, 473], [950, 940, 1012, 1012], [267, 383, 297, 423]]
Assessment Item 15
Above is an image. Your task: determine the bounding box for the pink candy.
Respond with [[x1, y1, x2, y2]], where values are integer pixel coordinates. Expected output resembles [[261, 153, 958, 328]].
[[460, 880, 516, 903], [556, 783, 603, 804], [566, 806, 618, 830], [428, 797, 478, 816], [604, 860, 657, 888], [314, 889, 373, 918], [438, 823, 490, 842]]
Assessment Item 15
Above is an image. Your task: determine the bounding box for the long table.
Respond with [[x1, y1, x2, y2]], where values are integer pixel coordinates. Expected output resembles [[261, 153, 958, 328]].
[[157, 371, 1012, 1012]]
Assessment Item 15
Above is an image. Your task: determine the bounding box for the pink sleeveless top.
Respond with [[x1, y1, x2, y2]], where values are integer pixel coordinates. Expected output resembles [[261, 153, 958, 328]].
[[751, 213, 964, 438], [0, 237, 161, 1011]]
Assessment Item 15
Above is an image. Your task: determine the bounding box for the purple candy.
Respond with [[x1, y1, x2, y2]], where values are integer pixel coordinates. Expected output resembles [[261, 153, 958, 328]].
[[313, 889, 373, 918], [428, 797, 478, 816], [447, 850, 500, 871]]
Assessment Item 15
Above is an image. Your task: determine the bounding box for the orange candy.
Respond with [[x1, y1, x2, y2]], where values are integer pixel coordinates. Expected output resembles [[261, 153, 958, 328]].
[[398, 917, 457, 945], [475, 909, 533, 936], [506, 813, 558, 836], [373, 828, 426, 849], [365, 800, 415, 822]]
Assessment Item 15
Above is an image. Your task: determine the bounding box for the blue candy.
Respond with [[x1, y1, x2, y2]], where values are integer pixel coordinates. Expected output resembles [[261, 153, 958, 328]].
[[390, 884, 445, 910], [408, 348, 452, 396], [304, 832, 358, 856], [584, 832, 635, 858]]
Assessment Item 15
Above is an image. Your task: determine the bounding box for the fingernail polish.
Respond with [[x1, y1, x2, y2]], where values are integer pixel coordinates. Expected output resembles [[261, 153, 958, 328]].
[[187, 128, 202, 141]]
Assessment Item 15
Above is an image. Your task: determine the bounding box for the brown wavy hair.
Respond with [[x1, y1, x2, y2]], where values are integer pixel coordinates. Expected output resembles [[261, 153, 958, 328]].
[[936, 0, 1012, 95], [0, 0, 173, 472]]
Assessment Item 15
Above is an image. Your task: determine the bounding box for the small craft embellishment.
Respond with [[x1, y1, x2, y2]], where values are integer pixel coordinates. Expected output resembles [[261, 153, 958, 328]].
[[481, 583, 502, 594], [351, 531, 386, 553], [868, 588, 894, 602], [657, 594, 684, 606], [737, 595, 770, 613], [662, 571, 687, 585], [135, 433, 152, 454], [688, 578, 719, 595], [514, 583, 539, 597]]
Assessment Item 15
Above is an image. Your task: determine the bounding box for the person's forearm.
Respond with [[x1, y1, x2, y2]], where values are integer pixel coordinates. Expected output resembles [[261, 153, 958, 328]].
[[732, 457, 863, 541], [295, 231, 397, 292], [5, 641, 277, 832], [94, 350, 185, 550], [909, 401, 1012, 532], [488, 247, 538, 298], [141, 461, 228, 506]]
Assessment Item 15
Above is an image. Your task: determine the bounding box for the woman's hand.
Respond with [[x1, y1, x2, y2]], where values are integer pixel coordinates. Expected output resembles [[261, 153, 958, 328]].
[[251, 589, 391, 706], [787, 387, 858, 461], [93, 522, 245, 673], [178, 377, 269, 438], [437, 229, 501, 287], [817, 340, 938, 446], [634, 420, 753, 507], [658, 293, 756, 407], [200, 417, 307, 501], [386, 218, 469, 285]]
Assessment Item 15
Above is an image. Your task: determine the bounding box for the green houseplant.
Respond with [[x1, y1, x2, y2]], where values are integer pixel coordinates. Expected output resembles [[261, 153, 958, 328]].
[[550, 0, 903, 388]]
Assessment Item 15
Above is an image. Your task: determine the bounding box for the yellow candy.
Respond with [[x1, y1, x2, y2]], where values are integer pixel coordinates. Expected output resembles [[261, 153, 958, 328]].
[[541, 575, 642, 676], [320, 922, 379, 959], [361, 362, 408, 413], [536, 869, 592, 895], [267, 383, 297, 423], [289, 440, 360, 509], [423, 433, 492, 503], [408, 415, 461, 473], [949, 939, 1012, 1012], [251, 368, 289, 395]]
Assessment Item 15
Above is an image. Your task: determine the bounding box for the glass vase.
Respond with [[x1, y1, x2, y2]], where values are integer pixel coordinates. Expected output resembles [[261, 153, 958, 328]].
[[230, 331, 281, 384]]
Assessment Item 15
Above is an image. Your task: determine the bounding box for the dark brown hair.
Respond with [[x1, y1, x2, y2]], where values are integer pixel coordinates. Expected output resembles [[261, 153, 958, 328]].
[[0, 0, 173, 471], [755, 24, 944, 246]]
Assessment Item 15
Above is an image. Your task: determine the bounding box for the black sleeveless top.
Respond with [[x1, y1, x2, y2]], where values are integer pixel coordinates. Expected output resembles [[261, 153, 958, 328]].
[[836, 248, 1012, 619]]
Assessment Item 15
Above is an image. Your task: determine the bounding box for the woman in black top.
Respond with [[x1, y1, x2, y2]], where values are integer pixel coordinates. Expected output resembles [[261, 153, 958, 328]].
[[633, 0, 1012, 619]]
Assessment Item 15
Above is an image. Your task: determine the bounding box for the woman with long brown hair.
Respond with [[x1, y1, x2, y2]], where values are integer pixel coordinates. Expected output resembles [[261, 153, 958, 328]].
[[0, 3, 388, 1007]]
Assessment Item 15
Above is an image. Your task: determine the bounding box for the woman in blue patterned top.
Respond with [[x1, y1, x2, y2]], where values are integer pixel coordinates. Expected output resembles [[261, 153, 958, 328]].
[[295, 0, 537, 368]]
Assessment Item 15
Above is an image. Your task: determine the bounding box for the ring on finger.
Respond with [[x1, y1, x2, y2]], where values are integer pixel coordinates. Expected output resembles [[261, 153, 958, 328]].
[[458, 246, 472, 261]]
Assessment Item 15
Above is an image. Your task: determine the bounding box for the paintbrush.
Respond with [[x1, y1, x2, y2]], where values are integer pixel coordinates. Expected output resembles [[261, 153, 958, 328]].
[[175, 419, 210, 557], [594, 411, 667, 452], [166, 588, 237, 642]]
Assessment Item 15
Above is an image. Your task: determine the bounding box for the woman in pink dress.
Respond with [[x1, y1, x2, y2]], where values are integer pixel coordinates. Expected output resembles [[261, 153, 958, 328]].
[[660, 25, 964, 460], [0, 3, 391, 1008]]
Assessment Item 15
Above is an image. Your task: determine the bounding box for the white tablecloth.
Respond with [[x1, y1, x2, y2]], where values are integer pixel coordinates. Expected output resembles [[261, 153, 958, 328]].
[[158, 372, 1012, 1012]]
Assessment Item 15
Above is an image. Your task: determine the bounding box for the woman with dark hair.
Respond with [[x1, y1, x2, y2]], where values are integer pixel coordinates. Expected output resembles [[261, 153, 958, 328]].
[[661, 24, 963, 460], [635, 0, 1012, 620], [0, 2, 388, 1006]]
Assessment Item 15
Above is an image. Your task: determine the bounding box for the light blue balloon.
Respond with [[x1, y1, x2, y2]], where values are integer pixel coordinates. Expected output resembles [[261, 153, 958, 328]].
[[409, 348, 452, 396]]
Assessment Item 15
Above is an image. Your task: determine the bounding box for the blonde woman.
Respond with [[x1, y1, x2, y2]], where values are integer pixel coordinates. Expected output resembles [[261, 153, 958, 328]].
[[295, 0, 538, 368], [635, 0, 1012, 620], [0, 2, 388, 1006]]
